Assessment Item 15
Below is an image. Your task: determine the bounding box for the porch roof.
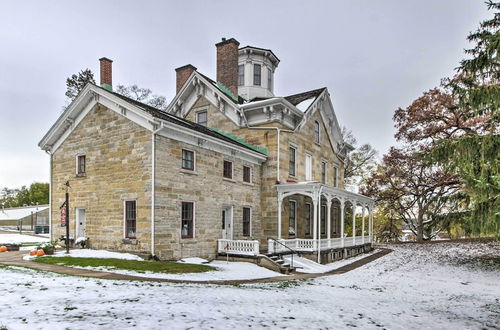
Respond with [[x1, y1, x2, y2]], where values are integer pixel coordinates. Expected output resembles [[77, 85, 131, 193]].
[[276, 182, 374, 209]]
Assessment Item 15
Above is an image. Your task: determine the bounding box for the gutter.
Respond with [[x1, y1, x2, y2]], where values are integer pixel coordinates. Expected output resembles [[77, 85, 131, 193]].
[[151, 122, 163, 258]]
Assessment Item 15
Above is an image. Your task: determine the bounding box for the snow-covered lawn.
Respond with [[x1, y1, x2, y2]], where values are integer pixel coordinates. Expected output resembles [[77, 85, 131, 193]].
[[24, 249, 284, 281], [0, 241, 498, 329], [0, 233, 49, 245]]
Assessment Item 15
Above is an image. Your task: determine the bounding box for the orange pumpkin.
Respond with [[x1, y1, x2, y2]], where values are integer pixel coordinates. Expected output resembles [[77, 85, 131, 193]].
[[30, 250, 37, 256], [0, 246, 7, 252], [36, 250, 45, 256]]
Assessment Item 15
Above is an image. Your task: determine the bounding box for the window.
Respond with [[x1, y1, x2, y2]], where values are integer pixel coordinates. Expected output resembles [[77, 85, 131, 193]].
[[267, 67, 273, 92], [333, 166, 339, 187], [243, 166, 251, 183], [223, 160, 233, 179], [196, 111, 207, 127], [77, 155, 86, 176], [321, 161, 327, 184], [243, 207, 251, 236], [125, 201, 136, 239], [182, 149, 194, 171], [289, 147, 296, 176], [314, 121, 320, 144], [289, 200, 296, 237], [305, 154, 312, 181], [238, 64, 244, 86], [321, 204, 327, 235], [181, 202, 194, 238], [253, 64, 261, 86], [305, 203, 312, 237]]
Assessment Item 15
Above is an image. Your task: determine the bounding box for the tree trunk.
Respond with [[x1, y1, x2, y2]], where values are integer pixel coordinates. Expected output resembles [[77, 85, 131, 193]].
[[416, 213, 424, 242]]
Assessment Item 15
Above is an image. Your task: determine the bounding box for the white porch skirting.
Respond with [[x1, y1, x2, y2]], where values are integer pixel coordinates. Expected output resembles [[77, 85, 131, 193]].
[[217, 239, 260, 256], [268, 236, 372, 254]]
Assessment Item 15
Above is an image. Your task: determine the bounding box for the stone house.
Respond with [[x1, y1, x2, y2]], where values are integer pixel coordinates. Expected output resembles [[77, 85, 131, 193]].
[[39, 38, 374, 263]]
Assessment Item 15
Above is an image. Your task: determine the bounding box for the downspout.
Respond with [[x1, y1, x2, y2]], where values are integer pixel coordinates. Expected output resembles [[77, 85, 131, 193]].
[[45, 150, 52, 242], [245, 126, 293, 182], [317, 184, 324, 263], [151, 123, 163, 258]]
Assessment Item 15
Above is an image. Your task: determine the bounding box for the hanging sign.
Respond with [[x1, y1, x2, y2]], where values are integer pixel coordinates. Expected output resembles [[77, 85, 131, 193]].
[[60, 202, 67, 227]]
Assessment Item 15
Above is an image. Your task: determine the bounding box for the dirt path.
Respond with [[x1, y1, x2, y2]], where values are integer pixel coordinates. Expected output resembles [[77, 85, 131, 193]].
[[0, 248, 391, 285]]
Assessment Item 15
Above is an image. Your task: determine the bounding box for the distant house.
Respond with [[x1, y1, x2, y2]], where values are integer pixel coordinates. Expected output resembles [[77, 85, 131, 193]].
[[0, 205, 49, 232], [39, 38, 374, 264]]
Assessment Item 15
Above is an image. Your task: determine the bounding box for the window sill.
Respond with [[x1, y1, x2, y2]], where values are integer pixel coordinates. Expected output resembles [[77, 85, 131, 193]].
[[223, 177, 236, 183], [122, 238, 138, 245], [242, 181, 254, 186], [180, 238, 198, 244], [180, 169, 198, 175], [75, 173, 86, 178]]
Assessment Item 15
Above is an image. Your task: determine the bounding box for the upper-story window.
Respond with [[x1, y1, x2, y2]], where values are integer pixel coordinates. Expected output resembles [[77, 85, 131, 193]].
[[253, 64, 261, 86], [182, 149, 195, 171], [243, 166, 252, 183], [196, 110, 207, 127], [267, 67, 273, 92], [238, 65, 244, 86], [314, 121, 321, 144], [289, 147, 296, 177], [321, 161, 327, 184], [333, 166, 339, 187], [77, 155, 86, 176], [223, 160, 233, 179]]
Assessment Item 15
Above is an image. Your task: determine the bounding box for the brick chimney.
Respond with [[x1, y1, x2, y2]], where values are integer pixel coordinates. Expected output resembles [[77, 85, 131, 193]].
[[175, 64, 197, 94], [99, 57, 113, 91], [216, 37, 240, 98]]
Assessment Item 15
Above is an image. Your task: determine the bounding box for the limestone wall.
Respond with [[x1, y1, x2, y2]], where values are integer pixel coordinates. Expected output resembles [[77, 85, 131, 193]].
[[153, 134, 262, 260], [51, 105, 152, 253]]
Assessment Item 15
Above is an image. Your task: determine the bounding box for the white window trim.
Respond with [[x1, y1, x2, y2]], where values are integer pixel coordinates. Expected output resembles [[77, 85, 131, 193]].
[[181, 148, 196, 172], [181, 200, 196, 239], [123, 199, 137, 239], [243, 206, 252, 237], [305, 153, 313, 181], [289, 199, 297, 237]]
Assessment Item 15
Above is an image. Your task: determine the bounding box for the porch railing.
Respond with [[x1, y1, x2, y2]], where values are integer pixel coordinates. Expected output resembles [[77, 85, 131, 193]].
[[268, 236, 372, 253], [217, 239, 260, 256]]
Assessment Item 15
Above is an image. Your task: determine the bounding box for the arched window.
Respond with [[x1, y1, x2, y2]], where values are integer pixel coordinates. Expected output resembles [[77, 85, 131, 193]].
[[314, 121, 320, 144]]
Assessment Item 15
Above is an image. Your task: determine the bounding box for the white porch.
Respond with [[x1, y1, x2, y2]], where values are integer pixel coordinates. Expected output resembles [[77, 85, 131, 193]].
[[273, 182, 374, 262]]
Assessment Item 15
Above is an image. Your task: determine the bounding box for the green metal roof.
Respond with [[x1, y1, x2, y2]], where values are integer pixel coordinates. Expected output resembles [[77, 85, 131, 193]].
[[210, 128, 268, 156]]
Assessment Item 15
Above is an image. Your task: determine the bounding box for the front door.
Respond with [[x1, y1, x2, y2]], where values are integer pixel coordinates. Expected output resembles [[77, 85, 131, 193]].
[[221, 206, 232, 239], [76, 208, 86, 238]]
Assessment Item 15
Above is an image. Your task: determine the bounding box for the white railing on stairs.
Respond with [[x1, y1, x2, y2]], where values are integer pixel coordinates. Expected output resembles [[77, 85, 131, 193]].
[[268, 235, 373, 253], [217, 239, 260, 256]]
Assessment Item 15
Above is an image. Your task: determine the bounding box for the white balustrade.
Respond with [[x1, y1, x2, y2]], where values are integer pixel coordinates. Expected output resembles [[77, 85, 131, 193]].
[[218, 239, 260, 256]]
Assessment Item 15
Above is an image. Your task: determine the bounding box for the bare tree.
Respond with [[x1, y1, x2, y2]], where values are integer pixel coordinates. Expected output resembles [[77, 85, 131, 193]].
[[116, 84, 168, 111]]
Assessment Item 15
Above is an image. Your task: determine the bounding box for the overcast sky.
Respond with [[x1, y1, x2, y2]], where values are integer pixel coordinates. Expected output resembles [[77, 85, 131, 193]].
[[0, 0, 491, 189]]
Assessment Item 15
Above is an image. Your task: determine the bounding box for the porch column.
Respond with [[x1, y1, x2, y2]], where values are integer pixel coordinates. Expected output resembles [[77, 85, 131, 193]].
[[361, 205, 366, 244], [326, 198, 332, 248], [277, 198, 282, 239], [369, 205, 374, 243], [352, 203, 356, 246], [340, 199, 345, 247], [312, 199, 318, 250]]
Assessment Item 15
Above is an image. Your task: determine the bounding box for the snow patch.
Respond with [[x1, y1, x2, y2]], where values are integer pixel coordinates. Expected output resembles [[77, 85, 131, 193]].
[[178, 257, 209, 264]]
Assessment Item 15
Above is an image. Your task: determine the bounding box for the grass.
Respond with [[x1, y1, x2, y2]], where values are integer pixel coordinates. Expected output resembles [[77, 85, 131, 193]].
[[32, 256, 215, 274]]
